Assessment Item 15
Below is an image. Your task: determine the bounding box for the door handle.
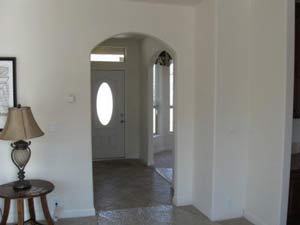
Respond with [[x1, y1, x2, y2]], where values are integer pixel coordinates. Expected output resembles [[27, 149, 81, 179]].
[[120, 120, 125, 123]]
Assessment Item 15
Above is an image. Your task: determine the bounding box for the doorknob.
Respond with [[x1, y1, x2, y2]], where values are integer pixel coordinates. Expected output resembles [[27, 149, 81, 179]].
[[120, 120, 125, 123]]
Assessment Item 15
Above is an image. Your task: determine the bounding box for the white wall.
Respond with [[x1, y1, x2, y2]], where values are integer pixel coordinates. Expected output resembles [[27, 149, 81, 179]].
[[1, 0, 294, 223], [212, 0, 250, 220], [193, 0, 216, 217], [194, 0, 295, 224], [91, 38, 142, 159], [194, 0, 249, 220], [194, 0, 293, 224], [0, 0, 196, 221], [245, 1, 294, 225]]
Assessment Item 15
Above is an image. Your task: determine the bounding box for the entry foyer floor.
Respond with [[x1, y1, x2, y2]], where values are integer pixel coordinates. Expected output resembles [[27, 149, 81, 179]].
[[55, 159, 252, 225], [56, 205, 253, 225], [154, 150, 173, 184], [93, 159, 172, 211]]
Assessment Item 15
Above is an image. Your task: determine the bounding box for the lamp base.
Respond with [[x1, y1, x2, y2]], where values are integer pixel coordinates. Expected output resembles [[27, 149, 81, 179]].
[[13, 180, 31, 191], [10, 140, 32, 191]]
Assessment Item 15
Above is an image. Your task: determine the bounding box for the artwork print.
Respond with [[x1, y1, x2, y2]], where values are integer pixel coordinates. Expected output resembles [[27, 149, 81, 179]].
[[0, 58, 16, 131]]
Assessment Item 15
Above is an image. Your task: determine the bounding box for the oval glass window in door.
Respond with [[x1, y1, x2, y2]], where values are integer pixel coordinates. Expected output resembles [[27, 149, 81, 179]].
[[96, 82, 113, 126]]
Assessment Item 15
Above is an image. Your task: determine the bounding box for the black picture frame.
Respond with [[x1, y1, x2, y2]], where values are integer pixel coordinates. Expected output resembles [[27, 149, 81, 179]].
[[0, 57, 17, 131]]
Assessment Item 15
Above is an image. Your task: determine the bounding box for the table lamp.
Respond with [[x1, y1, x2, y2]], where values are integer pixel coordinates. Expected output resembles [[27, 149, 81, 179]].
[[0, 105, 44, 190]]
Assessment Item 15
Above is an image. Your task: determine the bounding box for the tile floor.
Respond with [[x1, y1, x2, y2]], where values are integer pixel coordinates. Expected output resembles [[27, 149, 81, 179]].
[[154, 150, 173, 168], [54, 159, 253, 225], [56, 205, 253, 225], [217, 218, 253, 225], [154, 150, 174, 184], [155, 168, 173, 184], [93, 159, 172, 211]]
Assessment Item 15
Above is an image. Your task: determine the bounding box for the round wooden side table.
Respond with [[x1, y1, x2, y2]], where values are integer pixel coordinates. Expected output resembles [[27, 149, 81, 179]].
[[0, 179, 55, 225]]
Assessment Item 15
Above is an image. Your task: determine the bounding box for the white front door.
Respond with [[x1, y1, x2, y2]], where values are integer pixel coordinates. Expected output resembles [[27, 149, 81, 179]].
[[92, 70, 125, 160]]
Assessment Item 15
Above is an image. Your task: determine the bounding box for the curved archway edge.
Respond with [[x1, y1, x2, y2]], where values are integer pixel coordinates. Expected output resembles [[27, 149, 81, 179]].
[[89, 32, 179, 205]]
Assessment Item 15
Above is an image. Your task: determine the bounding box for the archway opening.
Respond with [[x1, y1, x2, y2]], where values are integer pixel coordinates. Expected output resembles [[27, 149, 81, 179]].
[[89, 33, 177, 213], [152, 51, 175, 187]]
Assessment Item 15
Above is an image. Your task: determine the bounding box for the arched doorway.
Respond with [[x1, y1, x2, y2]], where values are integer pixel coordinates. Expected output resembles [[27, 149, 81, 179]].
[[89, 33, 177, 213]]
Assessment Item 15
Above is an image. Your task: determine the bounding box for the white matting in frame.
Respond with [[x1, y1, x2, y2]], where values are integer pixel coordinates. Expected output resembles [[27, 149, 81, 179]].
[[0, 57, 16, 131]]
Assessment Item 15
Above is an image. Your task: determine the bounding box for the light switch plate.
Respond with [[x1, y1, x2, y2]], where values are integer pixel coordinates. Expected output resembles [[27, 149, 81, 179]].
[[67, 94, 76, 103]]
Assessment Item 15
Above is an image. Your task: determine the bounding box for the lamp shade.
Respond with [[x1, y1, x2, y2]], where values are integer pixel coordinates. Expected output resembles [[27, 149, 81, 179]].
[[0, 106, 44, 141]]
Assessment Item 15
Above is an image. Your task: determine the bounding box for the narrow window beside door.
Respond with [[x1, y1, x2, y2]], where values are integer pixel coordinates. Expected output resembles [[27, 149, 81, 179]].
[[169, 61, 174, 132], [153, 64, 159, 135]]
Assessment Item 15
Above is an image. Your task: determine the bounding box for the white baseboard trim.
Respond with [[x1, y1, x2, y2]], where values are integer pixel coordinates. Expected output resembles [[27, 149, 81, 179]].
[[172, 195, 192, 206], [60, 208, 96, 219], [210, 213, 244, 222], [7, 208, 96, 223], [244, 210, 268, 225]]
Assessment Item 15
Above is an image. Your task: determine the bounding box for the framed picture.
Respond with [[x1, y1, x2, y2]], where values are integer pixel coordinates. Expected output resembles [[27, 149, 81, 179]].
[[0, 57, 17, 131]]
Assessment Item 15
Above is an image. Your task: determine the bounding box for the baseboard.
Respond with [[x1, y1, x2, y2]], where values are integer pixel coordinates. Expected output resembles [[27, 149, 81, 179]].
[[60, 208, 96, 218], [172, 195, 193, 206], [244, 210, 268, 225], [6, 208, 96, 223]]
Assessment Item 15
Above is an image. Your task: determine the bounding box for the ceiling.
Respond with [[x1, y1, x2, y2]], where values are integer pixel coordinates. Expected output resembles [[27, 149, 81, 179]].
[[123, 0, 202, 6]]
